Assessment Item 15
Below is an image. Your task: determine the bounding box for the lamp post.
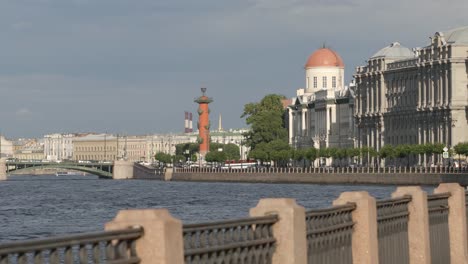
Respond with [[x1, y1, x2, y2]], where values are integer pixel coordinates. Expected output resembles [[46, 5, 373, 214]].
[[104, 133, 107, 162], [218, 148, 223, 168]]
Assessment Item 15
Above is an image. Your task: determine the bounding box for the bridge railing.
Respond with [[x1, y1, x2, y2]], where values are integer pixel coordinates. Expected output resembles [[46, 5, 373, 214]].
[[305, 203, 355, 264], [1, 183, 467, 264], [175, 166, 468, 174], [183, 215, 278, 263], [0, 227, 142, 264]]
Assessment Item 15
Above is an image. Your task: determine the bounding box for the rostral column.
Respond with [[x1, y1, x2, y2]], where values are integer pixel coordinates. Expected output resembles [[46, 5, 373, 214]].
[[194, 88, 213, 156]]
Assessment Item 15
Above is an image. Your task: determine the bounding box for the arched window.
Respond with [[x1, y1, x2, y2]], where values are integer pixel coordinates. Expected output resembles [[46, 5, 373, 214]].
[[332, 76, 336, 88], [313, 77, 317, 88], [322, 76, 327, 88]]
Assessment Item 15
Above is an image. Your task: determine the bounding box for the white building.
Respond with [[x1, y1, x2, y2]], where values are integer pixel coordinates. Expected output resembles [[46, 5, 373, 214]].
[[0, 135, 14, 158], [44, 133, 75, 161], [354, 26, 468, 165], [288, 47, 355, 153]]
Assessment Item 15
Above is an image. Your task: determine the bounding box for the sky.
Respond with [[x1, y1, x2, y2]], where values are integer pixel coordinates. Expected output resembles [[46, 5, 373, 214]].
[[0, 0, 466, 138]]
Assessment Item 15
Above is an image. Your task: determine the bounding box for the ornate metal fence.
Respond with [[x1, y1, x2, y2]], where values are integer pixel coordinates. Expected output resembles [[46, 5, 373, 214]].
[[0, 227, 143, 264], [183, 215, 277, 264], [427, 193, 451, 264], [376, 196, 411, 264], [305, 203, 355, 264]]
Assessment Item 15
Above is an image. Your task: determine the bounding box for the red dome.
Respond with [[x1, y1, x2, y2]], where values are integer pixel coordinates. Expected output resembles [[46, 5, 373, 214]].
[[305, 48, 344, 68]]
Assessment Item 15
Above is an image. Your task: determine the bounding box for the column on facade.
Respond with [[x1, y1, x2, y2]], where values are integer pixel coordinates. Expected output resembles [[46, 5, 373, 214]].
[[302, 108, 307, 139], [289, 109, 294, 145], [444, 65, 449, 106], [366, 75, 370, 114], [418, 69, 422, 108]]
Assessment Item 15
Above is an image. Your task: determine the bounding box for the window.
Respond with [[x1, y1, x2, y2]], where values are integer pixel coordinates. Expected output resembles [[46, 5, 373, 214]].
[[332, 76, 336, 88], [313, 77, 317, 88], [322, 76, 327, 88]]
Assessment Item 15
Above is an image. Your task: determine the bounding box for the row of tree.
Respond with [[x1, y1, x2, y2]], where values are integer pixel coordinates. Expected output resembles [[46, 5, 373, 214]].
[[154, 142, 241, 165], [248, 142, 468, 167]]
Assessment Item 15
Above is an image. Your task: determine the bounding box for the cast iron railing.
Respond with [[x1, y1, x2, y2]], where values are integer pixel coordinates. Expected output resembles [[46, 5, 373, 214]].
[[376, 196, 411, 264], [305, 203, 355, 264], [427, 193, 451, 264], [183, 215, 277, 264], [0, 227, 143, 264]]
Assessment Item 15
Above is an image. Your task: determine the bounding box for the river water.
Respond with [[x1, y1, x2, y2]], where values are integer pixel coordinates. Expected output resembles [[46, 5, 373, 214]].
[[0, 174, 424, 242]]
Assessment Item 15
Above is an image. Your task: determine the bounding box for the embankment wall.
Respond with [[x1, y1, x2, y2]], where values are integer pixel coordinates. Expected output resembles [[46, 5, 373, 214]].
[[172, 172, 468, 185]]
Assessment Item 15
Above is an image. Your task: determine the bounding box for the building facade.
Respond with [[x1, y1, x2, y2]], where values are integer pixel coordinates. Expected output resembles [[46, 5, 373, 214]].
[[289, 47, 355, 154], [44, 134, 74, 161], [0, 136, 14, 158], [354, 26, 468, 165]]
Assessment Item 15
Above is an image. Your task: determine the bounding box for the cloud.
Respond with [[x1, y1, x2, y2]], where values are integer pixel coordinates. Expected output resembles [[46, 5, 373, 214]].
[[0, 0, 466, 138], [15, 108, 32, 117]]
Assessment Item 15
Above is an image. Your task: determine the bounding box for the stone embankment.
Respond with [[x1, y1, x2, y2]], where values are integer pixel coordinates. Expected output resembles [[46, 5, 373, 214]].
[[171, 167, 468, 185]]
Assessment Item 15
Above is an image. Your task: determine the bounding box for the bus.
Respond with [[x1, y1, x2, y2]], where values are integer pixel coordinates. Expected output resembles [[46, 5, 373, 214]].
[[221, 160, 257, 169]]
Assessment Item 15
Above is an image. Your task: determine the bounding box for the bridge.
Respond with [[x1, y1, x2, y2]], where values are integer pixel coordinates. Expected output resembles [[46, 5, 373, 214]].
[[0, 159, 164, 180], [5, 161, 113, 178]]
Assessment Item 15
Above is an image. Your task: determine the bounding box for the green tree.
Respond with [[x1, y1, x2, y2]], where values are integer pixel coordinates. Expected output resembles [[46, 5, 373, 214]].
[[306, 147, 318, 167], [205, 151, 227, 163], [154, 152, 172, 165], [266, 139, 292, 167], [292, 148, 307, 168], [248, 148, 268, 163], [453, 142, 468, 166], [241, 94, 288, 149], [175, 143, 199, 156], [347, 148, 361, 165], [395, 144, 411, 166], [210, 142, 241, 160], [173, 154, 185, 164], [379, 144, 395, 166]]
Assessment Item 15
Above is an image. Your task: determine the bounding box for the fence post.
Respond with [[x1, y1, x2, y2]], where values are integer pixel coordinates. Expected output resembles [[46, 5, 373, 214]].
[[250, 198, 307, 264], [392, 186, 431, 264], [105, 209, 184, 264], [434, 183, 468, 264], [333, 192, 379, 264]]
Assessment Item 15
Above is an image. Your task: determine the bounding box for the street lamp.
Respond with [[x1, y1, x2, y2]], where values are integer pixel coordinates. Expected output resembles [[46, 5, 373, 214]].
[[185, 149, 190, 163]]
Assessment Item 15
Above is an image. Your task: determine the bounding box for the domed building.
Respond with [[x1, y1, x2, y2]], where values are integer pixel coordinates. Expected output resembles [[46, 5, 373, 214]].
[[354, 26, 468, 166], [288, 47, 355, 165]]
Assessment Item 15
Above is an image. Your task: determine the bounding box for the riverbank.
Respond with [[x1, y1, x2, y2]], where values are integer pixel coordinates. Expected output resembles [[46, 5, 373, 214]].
[[171, 170, 468, 185]]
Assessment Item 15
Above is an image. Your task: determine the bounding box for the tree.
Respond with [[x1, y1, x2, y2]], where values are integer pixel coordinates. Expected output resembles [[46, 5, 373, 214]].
[[292, 148, 307, 168], [266, 139, 292, 167], [241, 94, 288, 149], [379, 145, 395, 166], [395, 144, 411, 166], [454, 142, 468, 166], [346, 148, 361, 165], [306, 147, 318, 167], [154, 152, 172, 165], [205, 151, 227, 163]]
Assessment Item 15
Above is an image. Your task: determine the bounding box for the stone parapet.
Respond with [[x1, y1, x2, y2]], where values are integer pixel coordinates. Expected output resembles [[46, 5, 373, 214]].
[[113, 160, 134, 179], [0, 158, 7, 181], [250, 198, 307, 264]]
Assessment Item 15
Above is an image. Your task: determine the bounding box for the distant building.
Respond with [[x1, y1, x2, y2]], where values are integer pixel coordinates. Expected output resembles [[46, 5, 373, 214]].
[[13, 139, 44, 160], [288, 47, 355, 153], [0, 136, 14, 158], [44, 133, 74, 161], [354, 26, 468, 165], [71, 130, 249, 162]]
